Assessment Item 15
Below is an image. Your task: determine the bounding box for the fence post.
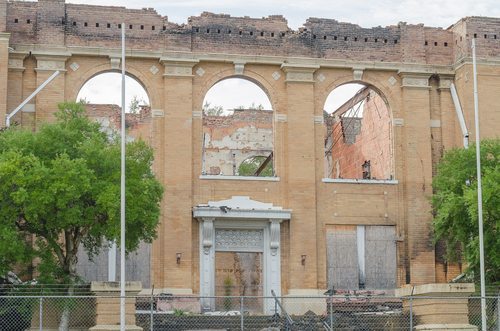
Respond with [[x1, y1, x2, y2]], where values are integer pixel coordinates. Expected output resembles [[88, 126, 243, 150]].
[[39, 297, 43, 331], [150, 289, 154, 331], [497, 293, 499, 331], [409, 296, 413, 331], [329, 294, 333, 330], [240, 296, 244, 331]]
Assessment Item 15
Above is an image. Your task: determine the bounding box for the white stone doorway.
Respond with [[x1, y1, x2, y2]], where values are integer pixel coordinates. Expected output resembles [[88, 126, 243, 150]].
[[193, 196, 291, 314]]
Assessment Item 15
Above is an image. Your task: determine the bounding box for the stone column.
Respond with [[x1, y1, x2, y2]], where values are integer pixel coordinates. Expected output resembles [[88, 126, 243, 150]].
[[396, 283, 477, 330], [90, 281, 143, 331], [398, 72, 435, 285], [0, 32, 8, 127], [6, 52, 31, 127], [154, 58, 198, 291], [198, 217, 215, 311], [34, 53, 68, 124], [281, 64, 319, 291]]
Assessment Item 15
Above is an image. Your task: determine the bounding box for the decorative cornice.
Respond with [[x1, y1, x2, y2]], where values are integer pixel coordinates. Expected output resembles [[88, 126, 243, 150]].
[[8, 52, 28, 71], [160, 57, 199, 77], [398, 71, 431, 89], [34, 54, 69, 72], [281, 63, 319, 83], [0, 32, 10, 41], [438, 74, 455, 89], [8, 44, 466, 77]]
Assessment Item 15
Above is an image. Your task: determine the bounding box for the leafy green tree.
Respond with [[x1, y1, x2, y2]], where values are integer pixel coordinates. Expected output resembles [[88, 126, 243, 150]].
[[0, 102, 164, 283], [128, 95, 147, 114], [235, 103, 264, 111], [202, 101, 224, 116], [432, 139, 499, 283], [238, 155, 273, 177]]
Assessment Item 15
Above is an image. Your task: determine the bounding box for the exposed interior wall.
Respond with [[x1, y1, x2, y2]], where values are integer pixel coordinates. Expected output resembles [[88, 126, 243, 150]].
[[202, 109, 273, 176], [325, 90, 393, 179], [2, 1, 500, 293]]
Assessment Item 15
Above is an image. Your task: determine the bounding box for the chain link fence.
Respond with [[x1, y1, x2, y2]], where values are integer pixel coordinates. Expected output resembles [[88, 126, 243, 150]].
[[0, 293, 498, 330]]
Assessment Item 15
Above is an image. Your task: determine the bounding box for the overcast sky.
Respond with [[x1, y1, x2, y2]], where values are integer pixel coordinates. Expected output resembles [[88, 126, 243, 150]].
[[74, 0, 499, 112], [67, 0, 499, 29]]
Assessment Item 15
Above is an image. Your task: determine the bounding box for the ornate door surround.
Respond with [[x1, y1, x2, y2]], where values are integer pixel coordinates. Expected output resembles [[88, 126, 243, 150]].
[[193, 196, 291, 313]]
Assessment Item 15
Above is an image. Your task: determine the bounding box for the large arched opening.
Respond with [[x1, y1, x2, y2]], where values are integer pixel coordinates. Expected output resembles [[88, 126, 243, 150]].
[[201, 77, 275, 177], [323, 82, 397, 291], [323, 82, 394, 181], [74, 71, 152, 287]]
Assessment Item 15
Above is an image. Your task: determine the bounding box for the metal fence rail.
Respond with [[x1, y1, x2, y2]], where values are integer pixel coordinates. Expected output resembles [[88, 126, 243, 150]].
[[0, 294, 498, 330]]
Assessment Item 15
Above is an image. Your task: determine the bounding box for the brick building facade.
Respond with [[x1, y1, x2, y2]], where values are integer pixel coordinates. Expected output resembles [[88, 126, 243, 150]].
[[1, 0, 499, 311]]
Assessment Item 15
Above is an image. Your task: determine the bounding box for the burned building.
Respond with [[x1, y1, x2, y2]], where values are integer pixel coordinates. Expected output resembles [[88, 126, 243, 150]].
[[1, 0, 499, 314]]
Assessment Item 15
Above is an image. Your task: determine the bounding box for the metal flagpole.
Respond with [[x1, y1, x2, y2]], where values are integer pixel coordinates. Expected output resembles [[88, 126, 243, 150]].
[[472, 37, 487, 331], [120, 22, 126, 331]]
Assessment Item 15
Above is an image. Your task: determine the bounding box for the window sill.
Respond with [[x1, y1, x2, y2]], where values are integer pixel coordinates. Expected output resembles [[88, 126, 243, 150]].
[[322, 178, 398, 185], [200, 175, 280, 182]]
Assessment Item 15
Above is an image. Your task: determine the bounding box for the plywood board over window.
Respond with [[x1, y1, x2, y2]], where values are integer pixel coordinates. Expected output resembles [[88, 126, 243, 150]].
[[326, 225, 396, 290]]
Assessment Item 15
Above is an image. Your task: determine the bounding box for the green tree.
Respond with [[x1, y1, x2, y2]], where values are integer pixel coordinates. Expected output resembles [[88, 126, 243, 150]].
[[235, 102, 265, 111], [432, 139, 499, 283], [129, 95, 147, 114], [0, 101, 164, 283], [202, 101, 224, 116], [238, 155, 274, 177]]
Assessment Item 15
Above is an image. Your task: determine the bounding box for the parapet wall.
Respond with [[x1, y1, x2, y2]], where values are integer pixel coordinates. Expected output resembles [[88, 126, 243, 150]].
[[3, 0, 500, 64]]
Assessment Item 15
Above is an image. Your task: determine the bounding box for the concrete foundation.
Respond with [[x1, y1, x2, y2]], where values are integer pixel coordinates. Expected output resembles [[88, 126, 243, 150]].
[[396, 283, 477, 331], [89, 281, 143, 331]]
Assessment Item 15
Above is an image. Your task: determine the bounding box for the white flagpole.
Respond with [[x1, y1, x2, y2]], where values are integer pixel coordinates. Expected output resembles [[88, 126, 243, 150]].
[[471, 37, 487, 331], [120, 22, 126, 331]]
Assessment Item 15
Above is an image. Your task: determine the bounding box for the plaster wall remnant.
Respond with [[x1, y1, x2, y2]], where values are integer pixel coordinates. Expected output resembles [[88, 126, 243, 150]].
[[1, 0, 500, 299], [203, 109, 273, 176]]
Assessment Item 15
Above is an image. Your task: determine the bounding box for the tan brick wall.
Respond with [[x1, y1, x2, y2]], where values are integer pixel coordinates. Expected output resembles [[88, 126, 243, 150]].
[[0, 33, 8, 125], [2, 3, 500, 293], [0, 0, 6, 32]]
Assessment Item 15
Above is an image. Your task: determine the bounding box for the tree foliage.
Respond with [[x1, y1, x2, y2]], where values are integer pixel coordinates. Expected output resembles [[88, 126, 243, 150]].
[[128, 95, 147, 114], [238, 155, 273, 177], [0, 102, 163, 283], [432, 139, 499, 283], [202, 101, 224, 116]]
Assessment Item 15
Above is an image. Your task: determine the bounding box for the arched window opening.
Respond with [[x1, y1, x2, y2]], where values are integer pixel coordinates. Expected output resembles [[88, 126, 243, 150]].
[[77, 72, 151, 137], [202, 78, 275, 177], [324, 83, 393, 180], [74, 72, 152, 287]]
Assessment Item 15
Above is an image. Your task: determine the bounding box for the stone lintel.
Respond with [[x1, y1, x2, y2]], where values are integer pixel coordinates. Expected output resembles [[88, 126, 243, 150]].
[[398, 71, 431, 88], [160, 58, 199, 77], [281, 63, 319, 83], [34, 53, 69, 72]]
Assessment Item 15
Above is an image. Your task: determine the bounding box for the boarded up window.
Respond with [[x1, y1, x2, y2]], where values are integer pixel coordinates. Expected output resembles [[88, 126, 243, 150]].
[[365, 226, 396, 289], [326, 225, 359, 290], [326, 225, 396, 290]]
